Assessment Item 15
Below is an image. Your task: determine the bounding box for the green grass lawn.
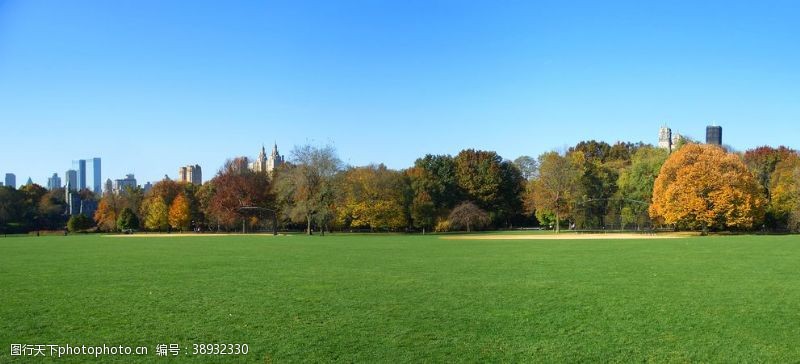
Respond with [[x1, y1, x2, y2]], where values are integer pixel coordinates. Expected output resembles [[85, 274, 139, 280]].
[[1, 233, 800, 363]]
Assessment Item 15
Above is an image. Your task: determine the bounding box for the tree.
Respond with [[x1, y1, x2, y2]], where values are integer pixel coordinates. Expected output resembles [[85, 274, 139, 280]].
[[568, 141, 625, 229], [513, 155, 538, 180], [37, 188, 68, 230], [144, 196, 169, 231], [743, 146, 796, 202], [168, 193, 191, 231], [117, 207, 140, 231], [743, 146, 798, 229], [67, 214, 93, 232], [18, 184, 48, 231], [94, 194, 120, 232], [207, 159, 274, 232], [337, 164, 409, 231], [275, 144, 342, 235], [769, 154, 800, 230], [0, 186, 26, 233], [616, 146, 669, 229], [454, 149, 524, 227], [526, 151, 579, 233], [448, 202, 489, 232], [454, 149, 503, 211], [407, 154, 461, 231], [650, 144, 765, 233]]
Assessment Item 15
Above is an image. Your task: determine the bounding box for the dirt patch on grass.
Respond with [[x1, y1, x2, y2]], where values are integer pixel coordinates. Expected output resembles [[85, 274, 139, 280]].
[[441, 232, 691, 240], [104, 233, 286, 238]]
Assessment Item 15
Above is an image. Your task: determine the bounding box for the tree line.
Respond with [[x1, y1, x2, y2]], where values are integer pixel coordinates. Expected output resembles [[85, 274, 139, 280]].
[[2, 141, 800, 234]]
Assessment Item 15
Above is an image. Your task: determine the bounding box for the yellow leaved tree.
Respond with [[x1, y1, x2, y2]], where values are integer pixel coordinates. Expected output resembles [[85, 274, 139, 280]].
[[649, 144, 765, 233]]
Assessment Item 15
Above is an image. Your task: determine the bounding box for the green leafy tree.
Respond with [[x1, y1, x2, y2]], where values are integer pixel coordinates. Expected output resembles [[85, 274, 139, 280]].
[[526, 151, 579, 233], [117, 207, 140, 231], [67, 214, 93, 232], [616, 146, 669, 229], [407, 154, 461, 230], [275, 144, 342, 235]]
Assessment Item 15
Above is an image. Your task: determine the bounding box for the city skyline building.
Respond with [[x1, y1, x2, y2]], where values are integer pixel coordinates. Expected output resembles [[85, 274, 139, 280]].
[[178, 164, 202, 185], [89, 157, 101, 194], [706, 125, 723, 145], [65, 170, 78, 191], [113, 174, 137, 194], [47, 173, 62, 191], [5, 173, 16, 189], [75, 159, 87, 191]]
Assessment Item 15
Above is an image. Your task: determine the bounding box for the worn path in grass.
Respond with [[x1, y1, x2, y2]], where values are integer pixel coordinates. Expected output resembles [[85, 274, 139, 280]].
[[1, 234, 799, 362]]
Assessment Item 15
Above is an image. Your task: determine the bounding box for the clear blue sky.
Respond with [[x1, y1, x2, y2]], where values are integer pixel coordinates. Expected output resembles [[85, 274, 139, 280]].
[[2, 1, 800, 186]]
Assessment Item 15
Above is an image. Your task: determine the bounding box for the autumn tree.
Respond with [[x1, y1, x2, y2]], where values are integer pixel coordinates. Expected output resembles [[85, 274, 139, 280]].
[[94, 194, 120, 231], [207, 158, 274, 232], [337, 164, 409, 231], [168, 193, 191, 231], [275, 144, 342, 235], [769, 154, 800, 230], [448, 202, 490, 232], [526, 151, 579, 232], [144, 196, 169, 231], [743, 146, 798, 228], [650, 144, 765, 233]]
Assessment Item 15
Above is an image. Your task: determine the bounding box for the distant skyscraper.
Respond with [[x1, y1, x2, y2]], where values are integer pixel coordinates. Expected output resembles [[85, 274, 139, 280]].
[[47, 173, 62, 190], [143, 181, 153, 193], [706, 125, 722, 145], [104, 179, 114, 195], [25, 177, 33, 186], [4, 173, 16, 189], [65, 170, 78, 191], [88, 157, 101, 194], [74, 160, 87, 190], [113, 174, 137, 194], [178, 164, 202, 185], [658, 126, 672, 152]]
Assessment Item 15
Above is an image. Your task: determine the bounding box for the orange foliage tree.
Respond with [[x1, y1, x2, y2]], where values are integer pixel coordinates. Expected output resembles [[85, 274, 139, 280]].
[[649, 144, 765, 233], [168, 193, 191, 231]]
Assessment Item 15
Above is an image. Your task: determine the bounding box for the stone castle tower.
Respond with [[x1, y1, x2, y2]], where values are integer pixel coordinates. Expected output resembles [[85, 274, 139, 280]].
[[250, 143, 284, 173], [658, 125, 672, 152]]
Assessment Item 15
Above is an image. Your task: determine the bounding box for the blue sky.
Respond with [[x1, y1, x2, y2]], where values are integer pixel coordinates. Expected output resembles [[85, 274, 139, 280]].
[[2, 1, 800, 186]]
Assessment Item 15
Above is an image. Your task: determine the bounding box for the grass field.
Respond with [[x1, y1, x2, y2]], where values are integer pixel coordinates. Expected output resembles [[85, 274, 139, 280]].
[[2, 233, 800, 363]]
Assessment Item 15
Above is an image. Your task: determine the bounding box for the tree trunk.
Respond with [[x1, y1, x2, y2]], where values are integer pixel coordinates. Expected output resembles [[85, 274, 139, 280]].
[[555, 211, 560, 233], [306, 215, 312, 235]]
